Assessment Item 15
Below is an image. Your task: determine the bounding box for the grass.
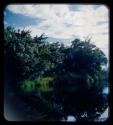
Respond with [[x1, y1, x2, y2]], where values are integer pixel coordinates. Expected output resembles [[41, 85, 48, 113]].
[[20, 80, 35, 93], [20, 76, 54, 93]]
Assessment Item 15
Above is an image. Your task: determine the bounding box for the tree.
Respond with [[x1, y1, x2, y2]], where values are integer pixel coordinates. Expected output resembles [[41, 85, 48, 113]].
[[4, 26, 108, 121], [53, 38, 108, 120]]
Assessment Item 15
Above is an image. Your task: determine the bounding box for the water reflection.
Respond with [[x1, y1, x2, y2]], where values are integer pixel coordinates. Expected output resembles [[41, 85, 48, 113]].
[[95, 107, 109, 122], [103, 87, 109, 94], [61, 115, 76, 122], [60, 86, 109, 122]]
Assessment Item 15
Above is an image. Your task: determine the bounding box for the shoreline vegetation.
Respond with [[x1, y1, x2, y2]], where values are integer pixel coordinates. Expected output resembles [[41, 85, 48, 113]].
[[4, 26, 109, 121]]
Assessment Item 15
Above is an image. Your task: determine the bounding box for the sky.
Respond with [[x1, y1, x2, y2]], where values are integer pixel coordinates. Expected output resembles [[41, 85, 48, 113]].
[[4, 4, 109, 61]]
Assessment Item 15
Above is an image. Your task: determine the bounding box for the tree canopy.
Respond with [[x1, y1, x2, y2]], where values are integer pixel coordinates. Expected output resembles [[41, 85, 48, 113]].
[[4, 26, 108, 121]]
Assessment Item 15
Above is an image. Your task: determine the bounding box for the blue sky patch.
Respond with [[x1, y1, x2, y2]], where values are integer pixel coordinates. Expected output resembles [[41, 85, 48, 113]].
[[4, 9, 39, 27], [64, 22, 72, 27], [68, 4, 81, 11], [96, 21, 108, 25]]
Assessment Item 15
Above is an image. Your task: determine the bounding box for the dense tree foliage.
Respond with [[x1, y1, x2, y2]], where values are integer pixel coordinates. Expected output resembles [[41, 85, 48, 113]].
[[4, 26, 108, 121]]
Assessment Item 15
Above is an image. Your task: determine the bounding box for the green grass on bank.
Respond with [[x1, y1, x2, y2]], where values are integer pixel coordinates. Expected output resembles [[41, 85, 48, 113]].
[[20, 76, 54, 93]]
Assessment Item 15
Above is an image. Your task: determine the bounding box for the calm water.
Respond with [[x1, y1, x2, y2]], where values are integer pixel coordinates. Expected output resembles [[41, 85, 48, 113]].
[[103, 87, 109, 94], [61, 86, 109, 122], [61, 115, 76, 122]]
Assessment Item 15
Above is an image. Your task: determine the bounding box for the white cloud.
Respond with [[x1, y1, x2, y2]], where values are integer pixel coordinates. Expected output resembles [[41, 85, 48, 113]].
[[6, 4, 109, 59]]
